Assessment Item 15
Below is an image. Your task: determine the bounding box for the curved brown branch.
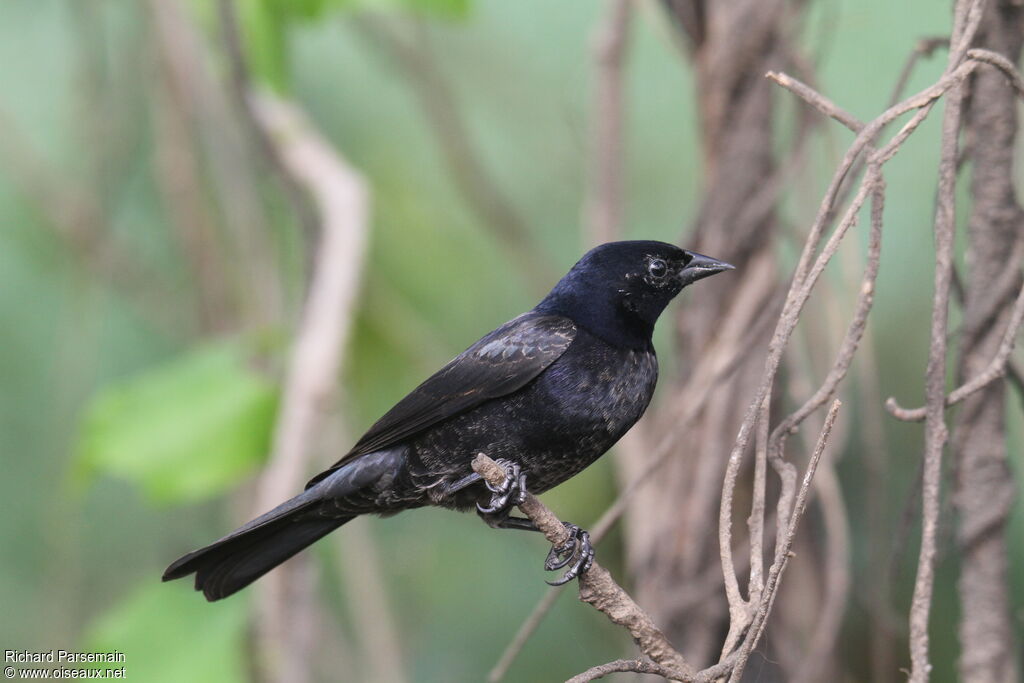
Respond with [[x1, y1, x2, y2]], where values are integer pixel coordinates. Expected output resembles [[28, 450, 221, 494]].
[[727, 401, 841, 682], [564, 658, 684, 683], [565, 655, 737, 683], [886, 263, 1024, 422], [471, 454, 694, 678]]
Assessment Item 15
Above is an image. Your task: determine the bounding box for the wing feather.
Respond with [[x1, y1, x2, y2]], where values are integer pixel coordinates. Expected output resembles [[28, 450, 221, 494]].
[[305, 312, 576, 488]]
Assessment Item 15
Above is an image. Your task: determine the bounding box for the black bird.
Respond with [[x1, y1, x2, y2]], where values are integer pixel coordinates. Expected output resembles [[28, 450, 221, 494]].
[[163, 240, 733, 600]]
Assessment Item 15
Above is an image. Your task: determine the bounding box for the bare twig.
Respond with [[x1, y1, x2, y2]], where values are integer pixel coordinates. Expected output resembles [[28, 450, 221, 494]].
[[728, 400, 841, 683], [565, 658, 684, 683], [885, 276, 1024, 421], [472, 454, 694, 678], [792, 419, 851, 683], [908, 3, 981, 679], [565, 656, 736, 683]]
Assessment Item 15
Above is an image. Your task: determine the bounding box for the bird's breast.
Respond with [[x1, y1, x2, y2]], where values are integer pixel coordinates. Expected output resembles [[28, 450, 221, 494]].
[[539, 341, 658, 433]]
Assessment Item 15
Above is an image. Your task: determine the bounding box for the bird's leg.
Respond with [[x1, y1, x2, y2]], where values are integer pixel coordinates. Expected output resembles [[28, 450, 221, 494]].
[[544, 522, 594, 586], [474, 460, 594, 585], [475, 458, 527, 517], [475, 460, 539, 530]]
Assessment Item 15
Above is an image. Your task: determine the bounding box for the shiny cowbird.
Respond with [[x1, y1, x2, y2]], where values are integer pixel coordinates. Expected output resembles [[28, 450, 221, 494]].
[[163, 240, 733, 600]]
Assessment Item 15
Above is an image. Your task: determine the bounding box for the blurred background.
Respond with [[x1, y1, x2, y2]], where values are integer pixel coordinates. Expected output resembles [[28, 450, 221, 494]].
[[1, 0, 1021, 681]]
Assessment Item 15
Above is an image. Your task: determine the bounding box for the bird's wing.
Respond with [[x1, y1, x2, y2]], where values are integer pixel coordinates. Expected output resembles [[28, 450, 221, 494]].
[[305, 312, 577, 488]]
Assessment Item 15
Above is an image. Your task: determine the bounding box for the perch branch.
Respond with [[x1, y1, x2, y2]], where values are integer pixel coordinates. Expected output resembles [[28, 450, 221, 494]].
[[471, 454, 694, 679]]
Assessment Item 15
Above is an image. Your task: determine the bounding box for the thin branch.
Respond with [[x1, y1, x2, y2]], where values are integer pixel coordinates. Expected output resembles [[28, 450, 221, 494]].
[[766, 72, 864, 132], [565, 658, 684, 683], [793, 419, 852, 683], [880, 282, 1024, 421], [768, 177, 883, 476], [908, 2, 980, 678], [471, 454, 694, 678], [887, 252, 1024, 423], [727, 400, 841, 683], [566, 656, 736, 683], [251, 95, 369, 502]]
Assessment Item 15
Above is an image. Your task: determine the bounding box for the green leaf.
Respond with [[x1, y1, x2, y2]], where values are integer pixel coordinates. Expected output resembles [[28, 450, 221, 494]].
[[75, 341, 278, 505], [83, 581, 250, 683], [239, 0, 290, 92]]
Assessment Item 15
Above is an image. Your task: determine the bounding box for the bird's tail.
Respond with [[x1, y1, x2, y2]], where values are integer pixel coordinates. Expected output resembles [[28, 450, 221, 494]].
[[162, 489, 352, 601]]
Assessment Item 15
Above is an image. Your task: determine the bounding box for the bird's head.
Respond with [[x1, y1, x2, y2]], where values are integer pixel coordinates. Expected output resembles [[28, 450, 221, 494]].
[[536, 240, 734, 348]]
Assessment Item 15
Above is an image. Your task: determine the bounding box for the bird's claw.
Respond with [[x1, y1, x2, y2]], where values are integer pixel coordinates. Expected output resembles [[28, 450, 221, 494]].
[[544, 522, 594, 586], [475, 459, 527, 516]]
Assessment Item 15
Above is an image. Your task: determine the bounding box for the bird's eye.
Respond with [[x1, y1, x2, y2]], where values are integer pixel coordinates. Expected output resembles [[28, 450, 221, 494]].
[[648, 259, 668, 279]]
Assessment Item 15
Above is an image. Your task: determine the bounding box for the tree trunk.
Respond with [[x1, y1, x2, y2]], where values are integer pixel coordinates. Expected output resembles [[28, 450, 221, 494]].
[[955, 2, 1023, 681]]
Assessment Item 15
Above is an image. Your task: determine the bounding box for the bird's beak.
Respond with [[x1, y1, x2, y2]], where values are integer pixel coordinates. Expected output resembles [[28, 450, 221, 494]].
[[678, 252, 735, 287]]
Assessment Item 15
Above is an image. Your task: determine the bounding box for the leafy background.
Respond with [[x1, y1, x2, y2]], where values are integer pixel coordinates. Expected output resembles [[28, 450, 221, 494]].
[[0, 1, 1020, 681]]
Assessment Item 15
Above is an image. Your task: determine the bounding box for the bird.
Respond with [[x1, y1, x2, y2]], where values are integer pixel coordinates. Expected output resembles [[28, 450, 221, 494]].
[[163, 240, 733, 601]]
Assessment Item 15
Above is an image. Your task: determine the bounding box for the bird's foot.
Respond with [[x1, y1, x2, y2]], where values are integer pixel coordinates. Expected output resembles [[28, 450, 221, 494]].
[[545, 522, 594, 586], [476, 459, 528, 517]]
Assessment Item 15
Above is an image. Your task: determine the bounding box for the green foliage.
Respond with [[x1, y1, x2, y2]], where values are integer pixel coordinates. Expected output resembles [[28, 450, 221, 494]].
[[238, 0, 290, 92], [75, 342, 278, 505], [83, 582, 249, 683]]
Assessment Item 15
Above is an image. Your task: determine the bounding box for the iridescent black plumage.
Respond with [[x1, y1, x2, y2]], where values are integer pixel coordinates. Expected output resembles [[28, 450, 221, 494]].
[[163, 240, 732, 600]]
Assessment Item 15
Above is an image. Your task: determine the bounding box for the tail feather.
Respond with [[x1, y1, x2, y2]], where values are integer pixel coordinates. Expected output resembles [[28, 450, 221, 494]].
[[163, 491, 351, 601], [164, 447, 406, 601]]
